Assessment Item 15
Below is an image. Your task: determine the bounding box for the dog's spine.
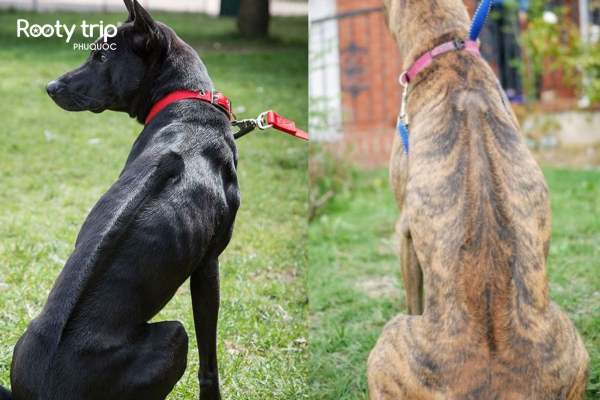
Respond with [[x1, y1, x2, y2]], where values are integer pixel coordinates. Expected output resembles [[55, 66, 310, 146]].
[[0, 385, 12, 400], [33, 151, 185, 347]]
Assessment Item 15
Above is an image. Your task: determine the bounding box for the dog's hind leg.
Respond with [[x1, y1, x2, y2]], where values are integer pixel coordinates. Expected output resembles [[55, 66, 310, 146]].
[[0, 385, 12, 400], [115, 321, 188, 400], [367, 315, 421, 400], [565, 325, 590, 400], [191, 258, 221, 400], [566, 363, 589, 400], [397, 215, 423, 315]]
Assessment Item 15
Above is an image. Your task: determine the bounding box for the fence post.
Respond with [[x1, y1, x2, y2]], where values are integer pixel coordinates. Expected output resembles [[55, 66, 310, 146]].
[[579, 0, 589, 44], [32, 0, 38, 12]]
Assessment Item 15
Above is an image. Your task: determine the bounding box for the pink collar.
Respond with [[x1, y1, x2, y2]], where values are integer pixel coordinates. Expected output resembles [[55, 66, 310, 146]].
[[400, 39, 480, 85]]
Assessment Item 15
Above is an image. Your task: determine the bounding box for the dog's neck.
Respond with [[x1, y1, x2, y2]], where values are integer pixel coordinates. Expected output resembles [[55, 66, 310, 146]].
[[129, 27, 214, 124], [385, 0, 471, 70]]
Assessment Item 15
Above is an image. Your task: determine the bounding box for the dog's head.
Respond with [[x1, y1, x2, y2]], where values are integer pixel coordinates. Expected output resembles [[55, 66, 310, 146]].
[[382, 0, 471, 61], [46, 0, 203, 118]]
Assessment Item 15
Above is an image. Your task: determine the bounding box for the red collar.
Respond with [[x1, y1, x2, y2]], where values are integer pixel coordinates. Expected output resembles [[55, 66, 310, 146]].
[[145, 89, 233, 124], [400, 39, 480, 85]]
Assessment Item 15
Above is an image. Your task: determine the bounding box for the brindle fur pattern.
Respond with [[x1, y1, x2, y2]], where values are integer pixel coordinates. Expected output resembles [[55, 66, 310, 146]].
[[367, 1, 590, 399]]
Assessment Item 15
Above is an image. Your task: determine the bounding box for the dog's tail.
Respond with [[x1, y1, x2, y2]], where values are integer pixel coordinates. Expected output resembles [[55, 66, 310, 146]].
[[0, 385, 12, 400]]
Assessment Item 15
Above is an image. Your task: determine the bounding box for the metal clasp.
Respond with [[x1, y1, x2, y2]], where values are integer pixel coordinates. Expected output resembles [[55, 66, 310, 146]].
[[233, 118, 256, 130], [399, 71, 409, 88], [453, 38, 466, 50], [232, 118, 257, 140], [399, 71, 410, 126], [399, 82, 409, 127], [232, 111, 274, 140], [256, 111, 273, 130]]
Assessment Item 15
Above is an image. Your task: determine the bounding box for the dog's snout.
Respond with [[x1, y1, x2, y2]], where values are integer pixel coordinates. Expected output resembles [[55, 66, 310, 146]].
[[46, 80, 64, 98]]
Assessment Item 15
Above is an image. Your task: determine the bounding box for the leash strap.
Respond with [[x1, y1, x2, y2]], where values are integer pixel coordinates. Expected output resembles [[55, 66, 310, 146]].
[[469, 0, 493, 41], [264, 111, 309, 140], [398, 121, 410, 154]]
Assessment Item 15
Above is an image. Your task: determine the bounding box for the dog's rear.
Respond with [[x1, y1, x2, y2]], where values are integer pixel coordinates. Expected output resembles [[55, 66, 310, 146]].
[[0, 385, 11, 400], [367, 1, 589, 399]]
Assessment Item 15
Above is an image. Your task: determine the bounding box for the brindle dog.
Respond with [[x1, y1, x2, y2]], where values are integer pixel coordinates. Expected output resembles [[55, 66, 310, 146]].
[[367, 1, 590, 399]]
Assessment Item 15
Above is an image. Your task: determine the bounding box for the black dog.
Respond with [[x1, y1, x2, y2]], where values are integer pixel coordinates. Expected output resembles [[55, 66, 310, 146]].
[[1, 1, 239, 399]]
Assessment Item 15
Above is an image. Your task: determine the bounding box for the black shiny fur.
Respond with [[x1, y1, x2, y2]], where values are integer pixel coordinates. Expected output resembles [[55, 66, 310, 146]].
[[1, 1, 239, 399]]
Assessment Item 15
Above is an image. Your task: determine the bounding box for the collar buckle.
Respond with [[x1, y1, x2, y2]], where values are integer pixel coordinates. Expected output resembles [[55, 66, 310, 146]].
[[453, 38, 466, 50]]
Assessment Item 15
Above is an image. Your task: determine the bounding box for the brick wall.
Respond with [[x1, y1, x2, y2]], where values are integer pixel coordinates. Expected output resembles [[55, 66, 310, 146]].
[[335, 0, 474, 168], [336, 5, 402, 167]]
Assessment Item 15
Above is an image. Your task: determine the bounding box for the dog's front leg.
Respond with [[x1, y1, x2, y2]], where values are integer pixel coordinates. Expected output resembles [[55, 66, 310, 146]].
[[397, 215, 423, 315], [191, 258, 221, 400]]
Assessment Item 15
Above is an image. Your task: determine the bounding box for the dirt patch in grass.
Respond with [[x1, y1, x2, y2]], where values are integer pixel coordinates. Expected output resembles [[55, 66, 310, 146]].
[[357, 277, 398, 300]]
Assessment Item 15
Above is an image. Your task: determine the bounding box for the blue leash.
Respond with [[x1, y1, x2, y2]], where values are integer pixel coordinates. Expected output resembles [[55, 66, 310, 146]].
[[397, 0, 493, 155], [398, 121, 410, 154], [469, 0, 493, 41]]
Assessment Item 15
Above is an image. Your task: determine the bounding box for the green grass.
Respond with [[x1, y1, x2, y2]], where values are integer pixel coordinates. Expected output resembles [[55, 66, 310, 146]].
[[309, 167, 600, 400], [0, 11, 308, 399]]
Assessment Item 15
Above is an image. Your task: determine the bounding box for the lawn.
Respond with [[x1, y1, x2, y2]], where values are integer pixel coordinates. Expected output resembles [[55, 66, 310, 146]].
[[0, 10, 308, 400], [309, 166, 600, 399]]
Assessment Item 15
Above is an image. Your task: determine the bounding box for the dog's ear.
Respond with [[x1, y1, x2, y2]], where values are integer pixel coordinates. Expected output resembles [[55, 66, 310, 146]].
[[123, 0, 135, 23], [132, 0, 161, 40]]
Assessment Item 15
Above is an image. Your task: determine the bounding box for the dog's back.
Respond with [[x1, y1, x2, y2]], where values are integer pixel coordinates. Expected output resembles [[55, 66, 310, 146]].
[[368, 1, 589, 399]]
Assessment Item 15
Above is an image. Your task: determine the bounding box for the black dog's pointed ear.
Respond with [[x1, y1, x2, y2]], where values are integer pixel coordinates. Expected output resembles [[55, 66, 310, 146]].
[[132, 0, 161, 39], [124, 0, 135, 23]]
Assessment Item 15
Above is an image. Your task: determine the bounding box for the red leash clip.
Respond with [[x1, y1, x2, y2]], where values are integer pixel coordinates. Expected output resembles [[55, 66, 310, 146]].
[[257, 111, 309, 141]]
